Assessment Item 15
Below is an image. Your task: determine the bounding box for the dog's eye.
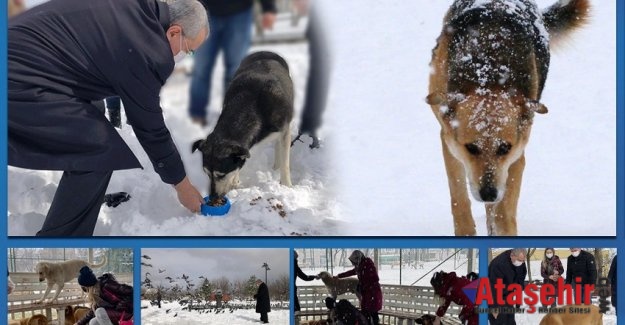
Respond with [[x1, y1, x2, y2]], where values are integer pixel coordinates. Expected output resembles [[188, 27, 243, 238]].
[[496, 142, 512, 156], [212, 172, 226, 180], [465, 143, 481, 156]]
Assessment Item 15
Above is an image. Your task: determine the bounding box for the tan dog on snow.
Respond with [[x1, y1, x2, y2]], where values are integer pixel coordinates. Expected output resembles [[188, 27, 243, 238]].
[[427, 0, 590, 235], [317, 271, 361, 301]]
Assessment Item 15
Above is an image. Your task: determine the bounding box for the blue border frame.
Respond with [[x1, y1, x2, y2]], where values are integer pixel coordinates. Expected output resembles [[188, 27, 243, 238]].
[[1, 0, 623, 324]]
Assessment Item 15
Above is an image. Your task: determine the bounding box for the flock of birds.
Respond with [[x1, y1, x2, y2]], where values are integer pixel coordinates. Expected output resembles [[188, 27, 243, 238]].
[[141, 254, 290, 318]]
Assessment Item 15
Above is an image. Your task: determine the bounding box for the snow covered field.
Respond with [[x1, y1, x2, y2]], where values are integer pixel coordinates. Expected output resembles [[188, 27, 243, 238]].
[[141, 300, 289, 325], [8, 0, 616, 236]]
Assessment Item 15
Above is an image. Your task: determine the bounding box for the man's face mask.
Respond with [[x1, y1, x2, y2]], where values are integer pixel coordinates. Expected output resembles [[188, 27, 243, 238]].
[[174, 32, 193, 63], [571, 250, 581, 257], [512, 258, 524, 267]]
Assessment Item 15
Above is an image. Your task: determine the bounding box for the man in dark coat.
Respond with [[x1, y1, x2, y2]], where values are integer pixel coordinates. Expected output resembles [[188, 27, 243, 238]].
[[294, 251, 317, 313], [608, 255, 617, 314], [488, 248, 527, 325], [8, 0, 209, 236], [254, 279, 271, 323], [336, 250, 383, 325], [566, 248, 597, 304]]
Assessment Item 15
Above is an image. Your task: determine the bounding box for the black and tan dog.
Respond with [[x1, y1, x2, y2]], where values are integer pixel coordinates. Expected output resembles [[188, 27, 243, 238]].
[[193, 51, 294, 198], [427, 0, 590, 236]]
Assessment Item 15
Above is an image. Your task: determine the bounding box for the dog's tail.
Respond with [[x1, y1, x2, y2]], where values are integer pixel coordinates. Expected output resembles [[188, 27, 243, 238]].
[[89, 255, 107, 269], [542, 0, 590, 46]]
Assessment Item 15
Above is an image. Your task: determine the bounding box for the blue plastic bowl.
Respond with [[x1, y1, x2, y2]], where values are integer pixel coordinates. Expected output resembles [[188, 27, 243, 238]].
[[200, 196, 231, 217]]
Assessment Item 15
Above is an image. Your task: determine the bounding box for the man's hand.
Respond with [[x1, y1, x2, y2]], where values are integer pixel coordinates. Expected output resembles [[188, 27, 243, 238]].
[[433, 316, 442, 325], [174, 176, 204, 213], [261, 13, 277, 30]]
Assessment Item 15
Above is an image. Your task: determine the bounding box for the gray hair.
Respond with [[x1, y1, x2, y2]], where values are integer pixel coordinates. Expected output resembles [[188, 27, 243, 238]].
[[166, 0, 209, 39], [511, 248, 526, 257]]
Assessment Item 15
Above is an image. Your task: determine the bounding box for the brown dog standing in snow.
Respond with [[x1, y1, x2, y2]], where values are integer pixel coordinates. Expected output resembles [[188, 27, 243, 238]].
[[427, 0, 590, 235]]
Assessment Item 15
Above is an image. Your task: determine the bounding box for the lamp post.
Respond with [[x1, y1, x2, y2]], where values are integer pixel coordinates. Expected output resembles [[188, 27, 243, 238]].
[[262, 262, 271, 283]]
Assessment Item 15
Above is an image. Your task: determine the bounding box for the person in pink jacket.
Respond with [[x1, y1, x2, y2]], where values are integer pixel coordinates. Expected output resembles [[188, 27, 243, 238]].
[[336, 250, 383, 325]]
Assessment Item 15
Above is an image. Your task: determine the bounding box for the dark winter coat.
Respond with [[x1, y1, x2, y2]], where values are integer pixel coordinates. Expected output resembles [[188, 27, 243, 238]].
[[435, 272, 477, 325], [199, 0, 276, 16], [8, 0, 186, 185], [566, 250, 597, 286], [541, 255, 565, 285], [294, 258, 316, 311], [76, 274, 133, 325], [338, 257, 383, 313], [254, 282, 271, 313], [488, 250, 527, 307], [608, 256, 617, 308]]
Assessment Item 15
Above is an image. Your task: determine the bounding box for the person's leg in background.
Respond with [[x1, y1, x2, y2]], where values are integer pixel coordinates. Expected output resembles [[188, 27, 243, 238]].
[[105, 96, 122, 128], [260, 311, 268, 323], [296, 9, 330, 149], [37, 170, 113, 237], [221, 7, 253, 93], [188, 15, 224, 126]]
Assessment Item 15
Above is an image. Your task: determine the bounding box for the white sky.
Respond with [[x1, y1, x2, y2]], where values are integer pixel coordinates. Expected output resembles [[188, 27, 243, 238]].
[[141, 248, 289, 288]]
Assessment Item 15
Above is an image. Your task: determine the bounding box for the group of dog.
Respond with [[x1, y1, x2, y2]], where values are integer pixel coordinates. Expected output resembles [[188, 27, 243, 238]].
[[8, 257, 107, 325], [8, 306, 91, 325], [312, 269, 604, 325], [306, 271, 440, 325]]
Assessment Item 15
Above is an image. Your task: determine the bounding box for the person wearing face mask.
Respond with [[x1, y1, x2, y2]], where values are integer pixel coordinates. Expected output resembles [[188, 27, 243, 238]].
[[335, 250, 383, 325], [8, 0, 209, 236], [488, 248, 527, 325], [540, 248, 564, 308], [566, 248, 597, 304]]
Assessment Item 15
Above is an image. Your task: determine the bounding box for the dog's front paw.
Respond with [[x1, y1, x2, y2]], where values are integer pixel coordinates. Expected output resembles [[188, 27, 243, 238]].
[[280, 179, 292, 187]]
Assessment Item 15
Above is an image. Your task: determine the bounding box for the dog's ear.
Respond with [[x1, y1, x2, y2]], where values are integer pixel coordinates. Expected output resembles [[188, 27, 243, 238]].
[[426, 92, 446, 106], [192, 139, 205, 153], [524, 100, 548, 114]]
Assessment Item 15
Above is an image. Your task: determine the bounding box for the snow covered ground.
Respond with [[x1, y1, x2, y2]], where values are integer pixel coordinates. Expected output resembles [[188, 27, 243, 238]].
[[8, 0, 616, 236], [141, 300, 289, 325], [8, 36, 341, 236]]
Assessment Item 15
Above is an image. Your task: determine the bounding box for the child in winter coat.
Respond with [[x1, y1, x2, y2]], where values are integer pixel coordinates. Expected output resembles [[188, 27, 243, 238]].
[[74, 266, 133, 325]]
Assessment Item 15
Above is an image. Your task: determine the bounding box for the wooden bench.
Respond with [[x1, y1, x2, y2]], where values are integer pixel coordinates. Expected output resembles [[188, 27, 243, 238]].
[[297, 285, 463, 325], [8, 272, 133, 325]]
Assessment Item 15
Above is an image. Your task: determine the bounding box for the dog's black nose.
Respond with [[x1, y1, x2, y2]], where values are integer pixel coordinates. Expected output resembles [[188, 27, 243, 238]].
[[479, 186, 498, 202]]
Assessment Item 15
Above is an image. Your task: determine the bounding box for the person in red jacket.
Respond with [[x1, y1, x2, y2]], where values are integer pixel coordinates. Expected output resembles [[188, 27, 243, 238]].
[[430, 271, 477, 325], [336, 250, 383, 325], [75, 266, 133, 325]]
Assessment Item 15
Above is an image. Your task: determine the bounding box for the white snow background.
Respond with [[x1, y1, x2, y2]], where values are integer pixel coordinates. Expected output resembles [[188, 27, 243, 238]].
[[8, 0, 616, 236], [141, 300, 289, 325]]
